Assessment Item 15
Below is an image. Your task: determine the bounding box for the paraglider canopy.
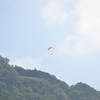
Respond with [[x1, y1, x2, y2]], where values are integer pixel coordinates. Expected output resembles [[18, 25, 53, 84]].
[[48, 47, 55, 55], [48, 47, 55, 50]]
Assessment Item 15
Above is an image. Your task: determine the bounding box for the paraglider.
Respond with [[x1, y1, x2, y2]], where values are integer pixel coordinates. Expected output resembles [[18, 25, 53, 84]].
[[48, 47, 55, 55]]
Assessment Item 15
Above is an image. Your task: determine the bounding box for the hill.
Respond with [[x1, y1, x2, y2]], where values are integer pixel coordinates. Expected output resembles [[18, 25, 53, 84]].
[[0, 55, 100, 100]]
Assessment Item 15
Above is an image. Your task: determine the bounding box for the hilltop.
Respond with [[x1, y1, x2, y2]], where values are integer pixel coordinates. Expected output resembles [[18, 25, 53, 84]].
[[0, 55, 100, 100]]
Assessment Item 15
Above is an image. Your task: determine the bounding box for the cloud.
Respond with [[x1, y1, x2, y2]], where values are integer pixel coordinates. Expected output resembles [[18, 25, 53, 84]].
[[58, 0, 100, 57], [76, 0, 100, 43], [41, 0, 68, 25], [10, 57, 42, 69], [58, 36, 89, 56]]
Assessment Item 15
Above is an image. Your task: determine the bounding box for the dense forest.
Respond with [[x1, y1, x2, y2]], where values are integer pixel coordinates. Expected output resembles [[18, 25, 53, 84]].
[[0, 55, 100, 100]]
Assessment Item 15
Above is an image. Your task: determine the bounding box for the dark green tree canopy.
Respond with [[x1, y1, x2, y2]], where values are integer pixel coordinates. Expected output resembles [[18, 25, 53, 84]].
[[0, 55, 100, 100]]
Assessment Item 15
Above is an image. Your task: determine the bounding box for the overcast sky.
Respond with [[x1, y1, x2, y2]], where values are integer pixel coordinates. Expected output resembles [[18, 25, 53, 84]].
[[0, 0, 100, 91]]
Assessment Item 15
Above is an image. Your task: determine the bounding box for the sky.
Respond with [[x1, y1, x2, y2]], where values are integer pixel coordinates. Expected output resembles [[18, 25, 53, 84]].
[[0, 0, 100, 91]]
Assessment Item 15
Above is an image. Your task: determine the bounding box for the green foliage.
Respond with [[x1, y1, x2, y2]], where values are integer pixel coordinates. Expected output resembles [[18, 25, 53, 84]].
[[0, 55, 100, 100]]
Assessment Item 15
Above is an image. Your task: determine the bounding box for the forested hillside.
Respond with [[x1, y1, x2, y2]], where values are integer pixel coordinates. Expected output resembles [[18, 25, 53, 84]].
[[0, 55, 100, 100]]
